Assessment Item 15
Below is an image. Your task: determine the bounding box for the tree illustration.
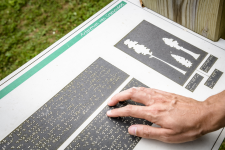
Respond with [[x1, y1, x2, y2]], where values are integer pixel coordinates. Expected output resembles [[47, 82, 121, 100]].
[[124, 39, 187, 75], [171, 54, 192, 68], [163, 38, 200, 60]]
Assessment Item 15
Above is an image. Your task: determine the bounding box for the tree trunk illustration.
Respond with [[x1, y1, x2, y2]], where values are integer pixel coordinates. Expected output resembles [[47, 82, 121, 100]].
[[124, 39, 187, 75]]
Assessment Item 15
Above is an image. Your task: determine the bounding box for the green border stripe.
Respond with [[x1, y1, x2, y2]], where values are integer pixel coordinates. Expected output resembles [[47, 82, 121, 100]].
[[0, 1, 127, 99]]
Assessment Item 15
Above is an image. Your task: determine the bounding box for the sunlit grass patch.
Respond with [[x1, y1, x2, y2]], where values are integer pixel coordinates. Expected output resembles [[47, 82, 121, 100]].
[[0, 0, 112, 80]]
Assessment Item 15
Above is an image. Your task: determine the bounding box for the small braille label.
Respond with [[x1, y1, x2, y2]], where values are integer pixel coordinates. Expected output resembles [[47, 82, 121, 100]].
[[205, 69, 223, 89], [185, 73, 203, 92], [200, 55, 218, 73]]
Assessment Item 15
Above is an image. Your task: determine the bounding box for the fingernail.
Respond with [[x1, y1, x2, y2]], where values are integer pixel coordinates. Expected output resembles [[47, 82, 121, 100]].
[[133, 87, 138, 89], [107, 99, 112, 105], [129, 126, 137, 136], [107, 110, 111, 116]]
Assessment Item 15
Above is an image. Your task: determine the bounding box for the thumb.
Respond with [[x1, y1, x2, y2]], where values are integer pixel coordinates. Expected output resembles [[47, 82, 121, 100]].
[[128, 125, 172, 141]]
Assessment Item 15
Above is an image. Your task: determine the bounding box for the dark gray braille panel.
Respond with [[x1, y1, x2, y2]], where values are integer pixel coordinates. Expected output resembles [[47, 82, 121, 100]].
[[185, 73, 204, 92], [66, 78, 152, 150], [205, 69, 223, 89], [200, 55, 218, 73], [0, 57, 129, 150]]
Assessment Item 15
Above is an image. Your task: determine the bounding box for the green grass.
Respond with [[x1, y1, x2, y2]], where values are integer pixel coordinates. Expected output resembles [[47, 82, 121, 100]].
[[0, 0, 112, 80], [219, 138, 225, 150]]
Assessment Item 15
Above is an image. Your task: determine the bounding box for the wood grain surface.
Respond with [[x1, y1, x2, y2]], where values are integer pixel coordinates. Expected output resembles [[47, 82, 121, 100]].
[[141, 0, 225, 41]]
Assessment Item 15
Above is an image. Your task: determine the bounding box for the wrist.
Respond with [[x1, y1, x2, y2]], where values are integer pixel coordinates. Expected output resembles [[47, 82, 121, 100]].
[[203, 91, 225, 133]]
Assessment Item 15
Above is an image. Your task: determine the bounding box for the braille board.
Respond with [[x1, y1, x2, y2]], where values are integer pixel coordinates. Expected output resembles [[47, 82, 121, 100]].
[[0, 57, 129, 149], [66, 78, 152, 150]]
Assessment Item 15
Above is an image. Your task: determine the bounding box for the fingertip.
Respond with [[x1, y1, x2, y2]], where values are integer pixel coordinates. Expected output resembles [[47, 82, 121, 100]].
[[128, 125, 137, 136], [106, 110, 112, 116], [107, 97, 115, 106], [107, 100, 112, 106]]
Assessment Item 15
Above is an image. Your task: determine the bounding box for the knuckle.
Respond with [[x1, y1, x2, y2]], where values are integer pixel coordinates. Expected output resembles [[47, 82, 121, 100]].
[[138, 87, 146, 91], [142, 126, 151, 138], [124, 105, 133, 114], [145, 111, 153, 118], [129, 88, 137, 95], [125, 105, 133, 110], [160, 130, 176, 143], [149, 108, 160, 115], [142, 92, 149, 99], [169, 94, 177, 99], [143, 87, 151, 93], [153, 95, 166, 102], [147, 114, 156, 122], [150, 88, 157, 95], [153, 95, 161, 100], [161, 135, 171, 143], [147, 95, 154, 105], [145, 109, 160, 122]]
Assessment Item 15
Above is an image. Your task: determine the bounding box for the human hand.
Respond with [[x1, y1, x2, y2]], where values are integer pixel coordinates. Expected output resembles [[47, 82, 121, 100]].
[[107, 87, 225, 143]]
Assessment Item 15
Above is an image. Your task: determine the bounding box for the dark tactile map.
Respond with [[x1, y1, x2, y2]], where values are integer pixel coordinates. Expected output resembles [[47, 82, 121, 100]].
[[66, 78, 152, 150], [115, 20, 208, 86], [0, 57, 129, 150]]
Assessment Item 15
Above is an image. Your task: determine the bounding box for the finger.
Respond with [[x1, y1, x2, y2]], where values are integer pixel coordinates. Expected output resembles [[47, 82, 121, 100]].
[[128, 125, 174, 142], [108, 87, 153, 106], [107, 105, 149, 120]]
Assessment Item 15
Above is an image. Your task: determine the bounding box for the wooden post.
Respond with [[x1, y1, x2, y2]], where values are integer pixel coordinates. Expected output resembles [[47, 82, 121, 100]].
[[221, 0, 225, 39], [141, 0, 225, 41]]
